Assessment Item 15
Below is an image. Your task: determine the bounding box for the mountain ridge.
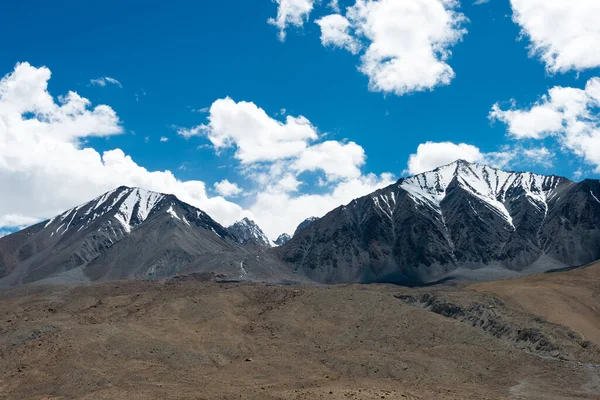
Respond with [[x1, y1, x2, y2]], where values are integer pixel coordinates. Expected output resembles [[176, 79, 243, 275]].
[[276, 159, 600, 284], [1, 160, 599, 287], [0, 186, 300, 286]]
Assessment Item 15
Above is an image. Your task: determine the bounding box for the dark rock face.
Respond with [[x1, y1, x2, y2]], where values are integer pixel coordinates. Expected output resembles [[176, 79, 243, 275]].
[[227, 218, 272, 248], [274, 233, 291, 246], [293, 217, 319, 238], [0, 187, 298, 286], [276, 160, 600, 284]]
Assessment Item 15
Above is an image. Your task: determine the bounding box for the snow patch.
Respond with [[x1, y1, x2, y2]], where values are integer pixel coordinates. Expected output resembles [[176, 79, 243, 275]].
[[399, 161, 563, 230], [166, 205, 181, 221], [114, 188, 165, 232]]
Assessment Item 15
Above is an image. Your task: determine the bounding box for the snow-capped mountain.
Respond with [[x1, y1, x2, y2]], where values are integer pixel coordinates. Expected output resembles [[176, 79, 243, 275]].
[[2, 161, 599, 287], [274, 233, 291, 246], [277, 160, 600, 284], [42, 187, 218, 238], [0, 187, 299, 286], [397, 160, 564, 230], [227, 218, 272, 248]]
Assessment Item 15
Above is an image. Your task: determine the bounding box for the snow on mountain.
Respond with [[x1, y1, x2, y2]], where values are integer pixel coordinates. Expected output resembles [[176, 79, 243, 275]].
[[227, 218, 272, 248], [114, 189, 166, 232], [395, 160, 564, 229], [46, 187, 167, 236], [278, 159, 600, 285]]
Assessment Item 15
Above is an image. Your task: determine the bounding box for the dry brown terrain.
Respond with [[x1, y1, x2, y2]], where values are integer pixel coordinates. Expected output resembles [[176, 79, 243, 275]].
[[472, 262, 600, 347], [0, 264, 599, 399]]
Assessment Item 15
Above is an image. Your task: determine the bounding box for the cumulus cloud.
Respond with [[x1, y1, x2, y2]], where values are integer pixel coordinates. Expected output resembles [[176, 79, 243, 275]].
[[491, 77, 600, 172], [405, 141, 522, 175], [180, 98, 368, 179], [268, 0, 316, 41], [160, 136, 169, 142], [178, 97, 395, 237], [510, 0, 600, 73], [313, 0, 467, 96], [0, 63, 396, 240], [250, 172, 395, 238], [0, 62, 248, 229], [489, 101, 565, 140], [90, 77, 122, 88], [315, 14, 362, 54], [181, 97, 318, 164], [214, 179, 243, 197], [407, 142, 487, 175], [291, 140, 366, 180]]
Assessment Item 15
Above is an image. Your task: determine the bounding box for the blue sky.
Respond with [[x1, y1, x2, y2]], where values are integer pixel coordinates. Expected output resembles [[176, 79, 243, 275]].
[[1, 0, 599, 238]]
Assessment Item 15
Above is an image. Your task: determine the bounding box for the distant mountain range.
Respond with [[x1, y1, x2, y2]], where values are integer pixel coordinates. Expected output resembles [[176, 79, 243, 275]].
[[1, 160, 599, 286], [0, 187, 299, 286]]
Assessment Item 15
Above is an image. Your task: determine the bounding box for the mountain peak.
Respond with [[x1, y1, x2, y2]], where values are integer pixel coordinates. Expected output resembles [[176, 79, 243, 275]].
[[228, 218, 272, 248], [274, 233, 291, 246], [401, 162, 566, 226], [293, 217, 319, 237]]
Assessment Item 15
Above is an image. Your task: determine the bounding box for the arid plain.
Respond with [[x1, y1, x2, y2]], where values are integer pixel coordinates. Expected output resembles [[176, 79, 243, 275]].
[[0, 263, 598, 400]]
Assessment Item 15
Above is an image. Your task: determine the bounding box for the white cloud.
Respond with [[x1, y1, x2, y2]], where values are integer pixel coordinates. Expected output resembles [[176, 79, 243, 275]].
[[0, 63, 398, 240], [329, 0, 340, 12], [90, 77, 122, 88], [510, 0, 600, 73], [160, 136, 169, 142], [405, 141, 524, 175], [177, 125, 204, 139], [0, 62, 248, 230], [313, 0, 467, 96], [491, 77, 600, 172], [473, 0, 489, 5], [316, 14, 362, 54], [489, 101, 564, 139], [181, 97, 318, 164], [292, 140, 365, 180], [179, 97, 396, 237], [405, 141, 556, 175], [349, 0, 467, 95], [180, 98, 369, 180], [268, 0, 316, 41], [214, 179, 243, 197], [406, 142, 487, 175], [250, 172, 395, 238]]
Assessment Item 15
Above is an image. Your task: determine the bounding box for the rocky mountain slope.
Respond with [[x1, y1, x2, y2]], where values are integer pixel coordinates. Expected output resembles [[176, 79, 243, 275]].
[[274, 233, 291, 246], [277, 160, 600, 284], [293, 217, 318, 237], [0, 187, 299, 286], [227, 218, 272, 248]]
